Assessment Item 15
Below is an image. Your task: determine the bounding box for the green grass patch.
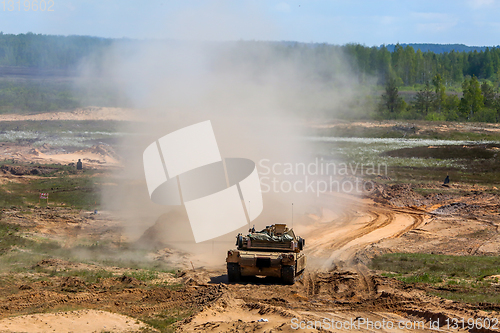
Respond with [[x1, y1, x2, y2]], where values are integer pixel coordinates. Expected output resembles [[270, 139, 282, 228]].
[[0, 187, 26, 208], [0, 165, 103, 209], [413, 188, 453, 196], [370, 253, 500, 304], [370, 253, 500, 279], [389, 165, 500, 185], [382, 144, 500, 160], [29, 175, 102, 209], [398, 273, 443, 284], [0, 251, 49, 272], [312, 126, 410, 139], [125, 270, 159, 282], [55, 269, 114, 283], [0, 221, 32, 253], [431, 291, 500, 304], [415, 130, 500, 142], [0, 78, 131, 114], [142, 308, 194, 333]]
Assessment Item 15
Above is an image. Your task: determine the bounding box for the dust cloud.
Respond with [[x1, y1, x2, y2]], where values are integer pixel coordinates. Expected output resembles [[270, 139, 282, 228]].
[[77, 5, 363, 265]]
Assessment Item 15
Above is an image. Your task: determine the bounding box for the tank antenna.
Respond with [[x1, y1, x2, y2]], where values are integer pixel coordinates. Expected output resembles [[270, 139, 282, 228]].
[[248, 200, 251, 229], [292, 203, 294, 229]]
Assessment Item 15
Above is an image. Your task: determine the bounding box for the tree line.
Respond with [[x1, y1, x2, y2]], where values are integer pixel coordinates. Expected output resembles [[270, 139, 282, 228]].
[[344, 43, 500, 86], [379, 74, 500, 122], [1, 33, 500, 121], [1, 34, 499, 86], [0, 32, 111, 69]]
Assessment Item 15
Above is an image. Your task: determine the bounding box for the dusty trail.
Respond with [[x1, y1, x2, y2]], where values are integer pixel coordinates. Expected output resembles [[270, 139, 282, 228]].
[[303, 192, 426, 266]]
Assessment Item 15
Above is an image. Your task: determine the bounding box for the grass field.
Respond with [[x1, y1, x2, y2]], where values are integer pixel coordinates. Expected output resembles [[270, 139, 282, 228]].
[[370, 253, 500, 304], [0, 120, 129, 147], [0, 162, 103, 209]]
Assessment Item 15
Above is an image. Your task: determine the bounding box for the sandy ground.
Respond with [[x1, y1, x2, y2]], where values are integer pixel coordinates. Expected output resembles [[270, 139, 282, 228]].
[[0, 142, 120, 168], [0, 107, 137, 122], [28, 146, 120, 167], [2, 185, 498, 332], [0, 310, 147, 333]]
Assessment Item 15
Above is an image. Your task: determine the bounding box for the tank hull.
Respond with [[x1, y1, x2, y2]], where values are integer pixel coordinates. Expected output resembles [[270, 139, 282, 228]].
[[226, 250, 306, 281]]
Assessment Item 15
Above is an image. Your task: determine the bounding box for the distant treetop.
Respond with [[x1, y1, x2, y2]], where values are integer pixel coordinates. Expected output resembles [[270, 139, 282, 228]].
[[384, 43, 499, 54]]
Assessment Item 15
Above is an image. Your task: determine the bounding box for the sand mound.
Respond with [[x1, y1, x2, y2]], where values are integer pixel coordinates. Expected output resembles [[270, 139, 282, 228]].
[[78, 144, 120, 160], [29, 148, 41, 156], [71, 144, 121, 165]]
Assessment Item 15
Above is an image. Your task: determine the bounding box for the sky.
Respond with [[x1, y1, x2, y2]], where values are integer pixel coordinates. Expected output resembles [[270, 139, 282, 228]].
[[1, 0, 500, 46]]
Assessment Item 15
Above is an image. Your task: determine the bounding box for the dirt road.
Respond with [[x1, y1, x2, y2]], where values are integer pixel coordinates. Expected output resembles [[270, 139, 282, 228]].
[[303, 192, 425, 266]]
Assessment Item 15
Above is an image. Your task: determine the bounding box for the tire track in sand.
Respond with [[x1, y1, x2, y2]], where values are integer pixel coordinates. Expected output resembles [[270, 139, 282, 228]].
[[304, 194, 427, 268]]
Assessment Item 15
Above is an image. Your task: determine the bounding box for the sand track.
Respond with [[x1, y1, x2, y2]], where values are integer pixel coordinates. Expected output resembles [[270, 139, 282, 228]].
[[304, 193, 426, 267]]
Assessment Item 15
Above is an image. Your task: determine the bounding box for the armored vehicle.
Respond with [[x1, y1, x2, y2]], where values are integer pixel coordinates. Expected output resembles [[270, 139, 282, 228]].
[[226, 224, 306, 285]]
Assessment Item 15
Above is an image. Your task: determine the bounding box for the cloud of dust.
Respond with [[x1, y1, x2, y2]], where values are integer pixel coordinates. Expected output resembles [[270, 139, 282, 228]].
[[77, 5, 364, 267]]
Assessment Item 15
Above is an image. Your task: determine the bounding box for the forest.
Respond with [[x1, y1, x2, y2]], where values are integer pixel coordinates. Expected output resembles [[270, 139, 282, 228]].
[[0, 33, 499, 121], [344, 43, 500, 121]]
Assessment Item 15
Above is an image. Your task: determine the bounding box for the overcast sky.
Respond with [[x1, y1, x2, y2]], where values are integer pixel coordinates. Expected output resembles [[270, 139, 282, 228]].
[[1, 0, 499, 46]]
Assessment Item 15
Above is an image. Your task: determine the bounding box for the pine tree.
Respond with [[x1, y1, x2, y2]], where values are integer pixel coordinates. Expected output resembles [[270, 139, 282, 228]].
[[380, 77, 404, 114], [460, 76, 484, 119], [432, 74, 446, 112], [481, 81, 496, 108], [414, 81, 434, 115]]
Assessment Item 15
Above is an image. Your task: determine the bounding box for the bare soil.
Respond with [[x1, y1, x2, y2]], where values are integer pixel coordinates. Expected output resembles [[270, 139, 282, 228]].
[[0, 142, 121, 168], [1, 182, 499, 332], [1, 118, 500, 332], [0, 107, 137, 122]]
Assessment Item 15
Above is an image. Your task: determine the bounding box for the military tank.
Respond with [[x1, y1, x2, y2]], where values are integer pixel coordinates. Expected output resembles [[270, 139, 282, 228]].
[[226, 224, 306, 285]]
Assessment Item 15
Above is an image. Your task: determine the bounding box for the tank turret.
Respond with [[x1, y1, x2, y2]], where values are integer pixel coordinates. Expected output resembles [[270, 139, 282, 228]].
[[235, 224, 305, 252]]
